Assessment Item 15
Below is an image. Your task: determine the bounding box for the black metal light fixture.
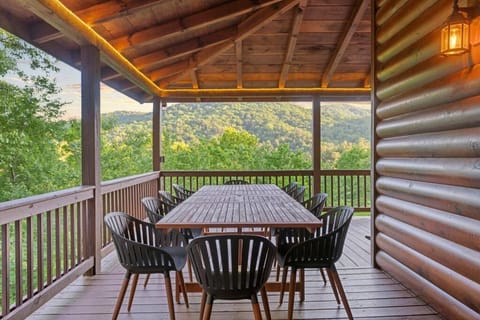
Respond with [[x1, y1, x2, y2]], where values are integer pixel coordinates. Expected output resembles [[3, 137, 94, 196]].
[[441, 0, 471, 55]]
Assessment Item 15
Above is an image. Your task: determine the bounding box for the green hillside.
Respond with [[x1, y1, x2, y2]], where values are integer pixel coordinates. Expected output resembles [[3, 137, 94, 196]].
[[104, 102, 370, 153]]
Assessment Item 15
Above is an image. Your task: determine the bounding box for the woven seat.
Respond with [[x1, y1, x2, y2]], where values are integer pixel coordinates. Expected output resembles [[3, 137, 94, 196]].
[[104, 212, 189, 320], [187, 234, 276, 320], [277, 206, 355, 320]]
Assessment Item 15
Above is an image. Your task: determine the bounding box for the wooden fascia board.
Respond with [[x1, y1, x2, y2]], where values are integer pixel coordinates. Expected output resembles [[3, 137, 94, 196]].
[[279, 1, 307, 88], [159, 0, 301, 89], [320, 0, 370, 88], [110, 0, 283, 52]]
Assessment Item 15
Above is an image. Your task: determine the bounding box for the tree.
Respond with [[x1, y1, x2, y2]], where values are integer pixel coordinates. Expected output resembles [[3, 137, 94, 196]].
[[0, 30, 71, 201], [335, 138, 371, 169]]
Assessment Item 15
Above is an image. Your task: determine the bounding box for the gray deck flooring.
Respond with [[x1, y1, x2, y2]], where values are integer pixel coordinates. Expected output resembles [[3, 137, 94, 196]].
[[29, 218, 441, 319]]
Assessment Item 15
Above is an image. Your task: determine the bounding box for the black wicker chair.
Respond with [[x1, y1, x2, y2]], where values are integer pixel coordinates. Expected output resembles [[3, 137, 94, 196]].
[[281, 181, 297, 193], [224, 179, 250, 184], [277, 206, 355, 320], [141, 196, 169, 223], [104, 212, 189, 320], [172, 184, 195, 202], [187, 234, 276, 320], [302, 192, 328, 218], [159, 190, 183, 205], [290, 185, 306, 202]]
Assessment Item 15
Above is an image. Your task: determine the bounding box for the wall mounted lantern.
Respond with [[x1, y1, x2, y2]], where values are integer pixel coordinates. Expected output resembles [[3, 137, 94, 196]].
[[441, 0, 471, 55]]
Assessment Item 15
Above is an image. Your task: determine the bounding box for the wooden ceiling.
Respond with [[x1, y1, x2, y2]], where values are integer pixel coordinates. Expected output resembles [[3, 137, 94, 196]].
[[0, 0, 372, 102]]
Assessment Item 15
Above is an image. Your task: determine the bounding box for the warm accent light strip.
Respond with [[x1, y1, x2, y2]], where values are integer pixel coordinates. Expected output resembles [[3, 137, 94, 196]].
[[29, 0, 163, 96], [162, 87, 371, 98]]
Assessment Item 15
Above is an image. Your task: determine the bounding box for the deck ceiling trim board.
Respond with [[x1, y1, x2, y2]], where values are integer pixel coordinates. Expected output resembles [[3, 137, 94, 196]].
[[321, 0, 370, 88]]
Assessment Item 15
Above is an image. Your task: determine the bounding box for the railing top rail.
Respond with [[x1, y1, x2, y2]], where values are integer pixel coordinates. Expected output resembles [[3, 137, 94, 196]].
[[159, 169, 370, 176], [0, 186, 94, 225], [101, 171, 160, 194]]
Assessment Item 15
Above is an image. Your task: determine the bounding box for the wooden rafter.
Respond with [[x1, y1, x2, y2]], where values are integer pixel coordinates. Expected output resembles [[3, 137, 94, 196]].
[[236, 41, 243, 89], [133, 26, 236, 69], [149, 60, 190, 82], [191, 69, 199, 89], [110, 0, 282, 52], [31, 0, 160, 44], [158, 0, 301, 89], [321, 0, 370, 88], [279, 0, 307, 88]]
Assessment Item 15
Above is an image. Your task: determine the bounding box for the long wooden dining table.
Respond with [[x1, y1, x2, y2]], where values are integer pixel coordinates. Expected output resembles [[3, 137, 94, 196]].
[[155, 184, 322, 296], [155, 184, 322, 231]]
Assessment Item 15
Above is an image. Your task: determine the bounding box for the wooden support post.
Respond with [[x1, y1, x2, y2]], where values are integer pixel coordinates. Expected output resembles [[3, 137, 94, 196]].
[[81, 45, 102, 275], [152, 98, 161, 191], [312, 96, 321, 194]]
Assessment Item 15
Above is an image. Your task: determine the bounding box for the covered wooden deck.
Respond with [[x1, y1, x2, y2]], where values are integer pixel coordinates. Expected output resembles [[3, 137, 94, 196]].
[[29, 218, 440, 320]]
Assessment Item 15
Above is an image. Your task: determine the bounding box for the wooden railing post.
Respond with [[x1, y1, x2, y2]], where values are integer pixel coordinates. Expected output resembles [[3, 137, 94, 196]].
[[81, 45, 102, 275], [312, 96, 322, 194]]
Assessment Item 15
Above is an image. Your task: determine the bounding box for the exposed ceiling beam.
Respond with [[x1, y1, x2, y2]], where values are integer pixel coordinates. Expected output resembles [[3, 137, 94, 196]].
[[191, 69, 199, 89], [236, 41, 243, 89], [133, 26, 236, 69], [110, 0, 282, 52], [321, 0, 369, 88], [158, 0, 301, 89], [76, 0, 160, 26], [16, 0, 161, 96], [30, 0, 160, 44], [279, 1, 307, 88], [149, 60, 190, 82]]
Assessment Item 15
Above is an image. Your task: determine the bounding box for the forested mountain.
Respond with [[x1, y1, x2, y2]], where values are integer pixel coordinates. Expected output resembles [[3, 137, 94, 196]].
[[103, 102, 370, 153]]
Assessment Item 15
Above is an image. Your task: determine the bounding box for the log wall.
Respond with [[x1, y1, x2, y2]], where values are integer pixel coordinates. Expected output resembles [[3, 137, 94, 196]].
[[373, 1, 480, 319]]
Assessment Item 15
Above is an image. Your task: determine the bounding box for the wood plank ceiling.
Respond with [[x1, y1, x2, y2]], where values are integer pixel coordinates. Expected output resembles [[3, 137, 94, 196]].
[[0, 0, 371, 102]]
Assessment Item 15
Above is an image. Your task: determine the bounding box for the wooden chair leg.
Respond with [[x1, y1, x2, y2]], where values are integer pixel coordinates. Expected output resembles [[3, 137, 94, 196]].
[[175, 272, 180, 304], [279, 266, 288, 305], [331, 265, 353, 320], [326, 268, 340, 304], [288, 267, 297, 320], [299, 268, 305, 302], [275, 264, 280, 282], [112, 272, 131, 320], [319, 268, 327, 285], [164, 272, 176, 320], [127, 273, 139, 311], [176, 271, 189, 307], [260, 286, 272, 320], [143, 273, 150, 288], [202, 294, 213, 320], [199, 291, 207, 320], [251, 294, 263, 320]]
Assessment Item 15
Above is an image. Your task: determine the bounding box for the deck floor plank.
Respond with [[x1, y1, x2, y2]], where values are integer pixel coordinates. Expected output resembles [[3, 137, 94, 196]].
[[29, 218, 442, 320]]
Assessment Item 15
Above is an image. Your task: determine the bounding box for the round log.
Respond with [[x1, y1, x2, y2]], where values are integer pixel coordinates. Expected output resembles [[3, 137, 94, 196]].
[[375, 214, 480, 283], [377, 233, 480, 313], [377, 127, 480, 158], [377, 0, 450, 63], [376, 158, 480, 188], [375, 0, 409, 27], [376, 196, 480, 251], [376, 52, 469, 101], [376, 65, 480, 120], [376, 251, 480, 320], [376, 31, 438, 82], [376, 177, 480, 219], [376, 96, 480, 138]]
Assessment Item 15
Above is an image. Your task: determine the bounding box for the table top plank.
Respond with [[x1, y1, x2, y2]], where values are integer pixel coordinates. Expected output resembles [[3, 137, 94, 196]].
[[156, 184, 322, 230]]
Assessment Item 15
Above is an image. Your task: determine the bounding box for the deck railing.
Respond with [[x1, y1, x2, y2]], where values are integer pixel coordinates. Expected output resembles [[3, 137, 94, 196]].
[[0, 169, 369, 319], [159, 169, 371, 211]]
